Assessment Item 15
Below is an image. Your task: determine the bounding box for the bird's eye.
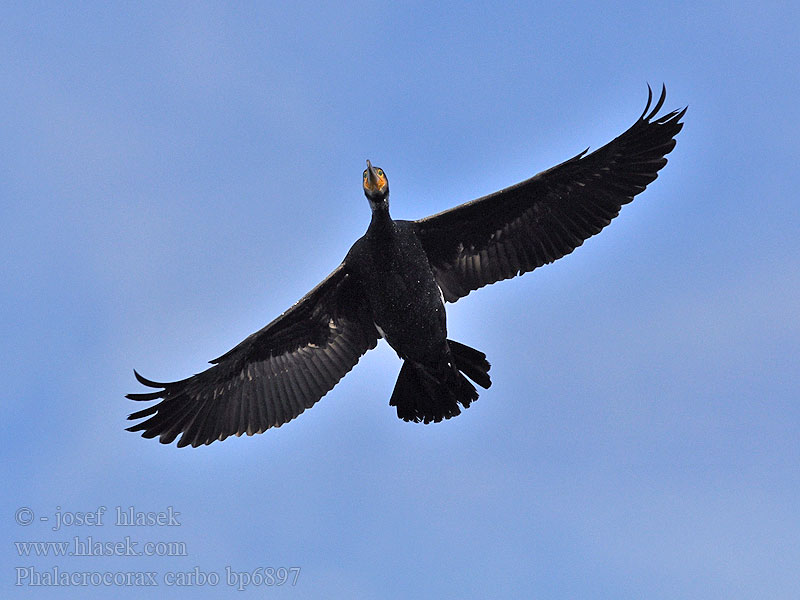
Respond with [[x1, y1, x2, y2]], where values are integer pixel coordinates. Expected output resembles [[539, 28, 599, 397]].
[[363, 171, 367, 179], [377, 169, 384, 177]]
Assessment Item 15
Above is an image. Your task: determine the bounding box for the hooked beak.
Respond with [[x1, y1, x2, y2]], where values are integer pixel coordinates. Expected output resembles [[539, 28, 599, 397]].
[[365, 159, 379, 189]]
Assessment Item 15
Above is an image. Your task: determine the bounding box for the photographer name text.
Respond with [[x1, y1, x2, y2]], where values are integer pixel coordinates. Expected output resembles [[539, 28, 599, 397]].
[[16, 505, 180, 531]]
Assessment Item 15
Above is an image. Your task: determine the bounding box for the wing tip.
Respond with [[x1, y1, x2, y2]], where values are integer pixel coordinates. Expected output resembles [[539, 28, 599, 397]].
[[640, 82, 667, 122], [126, 390, 163, 402], [639, 83, 688, 126], [133, 369, 167, 389]]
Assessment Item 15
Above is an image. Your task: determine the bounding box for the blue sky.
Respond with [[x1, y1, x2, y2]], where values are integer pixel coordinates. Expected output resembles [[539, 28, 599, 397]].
[[2, 2, 798, 598]]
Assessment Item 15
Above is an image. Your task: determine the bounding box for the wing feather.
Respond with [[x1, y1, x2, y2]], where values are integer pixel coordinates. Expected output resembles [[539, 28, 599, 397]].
[[415, 85, 686, 302], [126, 264, 378, 447]]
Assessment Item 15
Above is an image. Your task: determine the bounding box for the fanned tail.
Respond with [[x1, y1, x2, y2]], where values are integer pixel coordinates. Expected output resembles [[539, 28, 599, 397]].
[[389, 340, 491, 424]]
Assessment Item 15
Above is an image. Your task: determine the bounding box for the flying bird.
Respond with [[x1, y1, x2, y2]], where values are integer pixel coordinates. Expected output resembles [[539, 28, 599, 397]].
[[127, 85, 685, 447]]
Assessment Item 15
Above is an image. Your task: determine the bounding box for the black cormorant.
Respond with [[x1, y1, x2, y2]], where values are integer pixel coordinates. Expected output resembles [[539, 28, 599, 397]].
[[127, 85, 686, 447]]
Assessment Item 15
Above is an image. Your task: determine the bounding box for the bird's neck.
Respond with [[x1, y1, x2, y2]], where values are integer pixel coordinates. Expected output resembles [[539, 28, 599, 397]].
[[368, 201, 394, 234]]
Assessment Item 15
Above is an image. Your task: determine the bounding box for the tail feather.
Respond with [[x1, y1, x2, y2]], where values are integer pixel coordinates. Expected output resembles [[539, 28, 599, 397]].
[[389, 340, 491, 424], [449, 340, 492, 389]]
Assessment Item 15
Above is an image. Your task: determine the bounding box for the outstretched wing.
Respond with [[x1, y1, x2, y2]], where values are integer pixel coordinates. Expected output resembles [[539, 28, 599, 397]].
[[126, 264, 378, 447], [415, 85, 686, 302]]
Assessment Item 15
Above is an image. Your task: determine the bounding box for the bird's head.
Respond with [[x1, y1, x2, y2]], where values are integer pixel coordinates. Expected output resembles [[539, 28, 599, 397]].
[[363, 159, 389, 209]]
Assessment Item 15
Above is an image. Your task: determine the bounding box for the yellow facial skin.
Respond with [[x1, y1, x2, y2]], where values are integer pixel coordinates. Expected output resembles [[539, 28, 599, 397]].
[[363, 168, 387, 194]]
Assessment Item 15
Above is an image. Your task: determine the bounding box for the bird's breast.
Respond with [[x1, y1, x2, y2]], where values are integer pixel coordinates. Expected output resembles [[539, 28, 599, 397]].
[[348, 223, 447, 361]]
